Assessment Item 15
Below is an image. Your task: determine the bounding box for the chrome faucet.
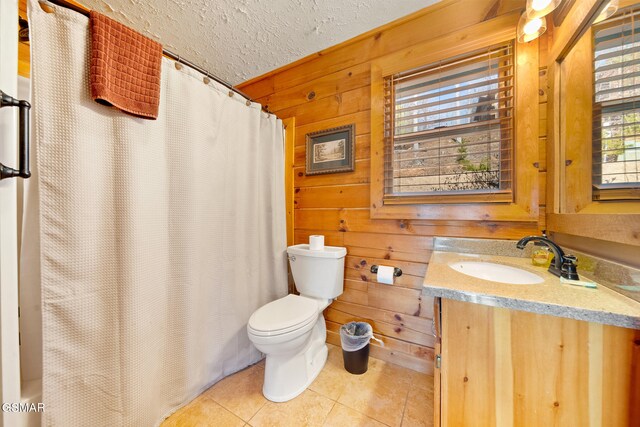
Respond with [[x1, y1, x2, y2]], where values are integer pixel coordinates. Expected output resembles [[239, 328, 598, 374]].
[[516, 234, 579, 280]]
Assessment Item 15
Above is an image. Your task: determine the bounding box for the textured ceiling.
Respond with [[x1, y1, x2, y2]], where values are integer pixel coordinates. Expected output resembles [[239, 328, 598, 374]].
[[78, 0, 440, 85]]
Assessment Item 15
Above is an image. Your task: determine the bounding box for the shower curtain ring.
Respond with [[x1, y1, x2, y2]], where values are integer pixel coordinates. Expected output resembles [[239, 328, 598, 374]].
[[174, 55, 183, 70]]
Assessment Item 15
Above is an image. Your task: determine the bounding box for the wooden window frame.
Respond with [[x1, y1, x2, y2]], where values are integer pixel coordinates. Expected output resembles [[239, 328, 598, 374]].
[[370, 13, 540, 221], [547, 0, 640, 246]]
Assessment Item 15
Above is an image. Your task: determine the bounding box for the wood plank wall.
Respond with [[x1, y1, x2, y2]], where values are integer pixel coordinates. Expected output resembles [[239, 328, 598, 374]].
[[18, 0, 30, 77], [238, 0, 547, 374]]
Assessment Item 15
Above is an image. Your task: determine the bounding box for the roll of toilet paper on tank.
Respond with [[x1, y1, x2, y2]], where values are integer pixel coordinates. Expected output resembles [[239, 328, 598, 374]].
[[309, 235, 325, 251], [377, 265, 395, 285]]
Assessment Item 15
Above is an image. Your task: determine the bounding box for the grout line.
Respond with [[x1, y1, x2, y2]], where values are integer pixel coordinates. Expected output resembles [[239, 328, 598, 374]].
[[204, 368, 268, 423], [398, 387, 411, 427], [321, 400, 338, 426], [245, 399, 268, 424]]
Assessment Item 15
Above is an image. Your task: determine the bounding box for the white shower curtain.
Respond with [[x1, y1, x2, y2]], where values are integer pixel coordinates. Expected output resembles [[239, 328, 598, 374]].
[[25, 2, 287, 426]]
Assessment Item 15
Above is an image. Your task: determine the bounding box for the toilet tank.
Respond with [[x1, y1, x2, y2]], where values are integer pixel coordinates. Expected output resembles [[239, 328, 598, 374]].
[[287, 244, 347, 299]]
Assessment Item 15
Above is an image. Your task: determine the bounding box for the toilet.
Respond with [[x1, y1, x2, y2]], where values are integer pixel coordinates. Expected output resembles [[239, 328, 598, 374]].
[[247, 243, 346, 402]]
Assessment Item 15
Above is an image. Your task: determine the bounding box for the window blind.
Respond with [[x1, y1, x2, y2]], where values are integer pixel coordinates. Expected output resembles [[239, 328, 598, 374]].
[[593, 7, 640, 198], [383, 41, 514, 198]]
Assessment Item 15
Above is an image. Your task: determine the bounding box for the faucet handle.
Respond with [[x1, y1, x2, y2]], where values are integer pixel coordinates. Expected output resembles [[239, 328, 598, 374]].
[[561, 254, 579, 280]]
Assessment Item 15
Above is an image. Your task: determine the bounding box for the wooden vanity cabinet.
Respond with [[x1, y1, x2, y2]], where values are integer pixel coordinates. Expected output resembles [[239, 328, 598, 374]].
[[433, 298, 640, 427]]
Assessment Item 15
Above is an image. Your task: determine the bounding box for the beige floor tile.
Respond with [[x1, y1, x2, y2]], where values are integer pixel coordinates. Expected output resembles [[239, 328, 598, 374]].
[[337, 369, 410, 427], [327, 343, 360, 371], [204, 364, 268, 422], [401, 387, 434, 427], [161, 395, 244, 427], [369, 361, 409, 382], [364, 356, 434, 392], [323, 403, 387, 427], [309, 353, 351, 400], [406, 371, 433, 393], [248, 389, 335, 427]]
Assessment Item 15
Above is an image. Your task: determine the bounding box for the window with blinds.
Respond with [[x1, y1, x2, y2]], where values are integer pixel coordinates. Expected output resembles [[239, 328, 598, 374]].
[[383, 41, 514, 202], [593, 7, 640, 200]]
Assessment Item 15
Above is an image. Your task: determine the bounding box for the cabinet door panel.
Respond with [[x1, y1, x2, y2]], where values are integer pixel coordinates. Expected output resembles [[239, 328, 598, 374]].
[[439, 299, 639, 427], [441, 300, 496, 426]]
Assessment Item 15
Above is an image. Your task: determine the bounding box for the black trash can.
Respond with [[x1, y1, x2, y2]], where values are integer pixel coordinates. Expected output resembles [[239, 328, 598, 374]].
[[342, 342, 370, 374], [339, 322, 376, 375]]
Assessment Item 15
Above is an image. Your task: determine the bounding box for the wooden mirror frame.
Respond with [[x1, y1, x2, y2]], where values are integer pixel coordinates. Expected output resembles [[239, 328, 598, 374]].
[[546, 0, 640, 247]]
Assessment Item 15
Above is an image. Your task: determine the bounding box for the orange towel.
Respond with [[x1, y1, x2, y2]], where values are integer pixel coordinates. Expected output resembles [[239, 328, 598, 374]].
[[90, 11, 162, 120]]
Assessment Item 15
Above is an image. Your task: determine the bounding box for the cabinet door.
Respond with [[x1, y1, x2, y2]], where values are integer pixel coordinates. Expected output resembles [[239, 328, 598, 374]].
[[440, 298, 640, 427], [441, 299, 498, 426]]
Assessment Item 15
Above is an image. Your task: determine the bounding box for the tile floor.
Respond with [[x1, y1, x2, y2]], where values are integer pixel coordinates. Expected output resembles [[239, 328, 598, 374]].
[[161, 344, 434, 427]]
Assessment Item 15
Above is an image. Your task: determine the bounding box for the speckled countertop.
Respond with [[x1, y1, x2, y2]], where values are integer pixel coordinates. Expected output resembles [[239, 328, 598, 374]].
[[423, 251, 640, 330]]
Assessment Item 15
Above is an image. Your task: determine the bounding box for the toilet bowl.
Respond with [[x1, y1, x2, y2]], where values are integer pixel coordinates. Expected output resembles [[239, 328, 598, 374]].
[[247, 244, 346, 402], [247, 294, 330, 402]]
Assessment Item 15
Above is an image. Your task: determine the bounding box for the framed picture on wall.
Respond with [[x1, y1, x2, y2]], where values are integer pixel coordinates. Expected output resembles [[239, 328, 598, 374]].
[[305, 124, 355, 175]]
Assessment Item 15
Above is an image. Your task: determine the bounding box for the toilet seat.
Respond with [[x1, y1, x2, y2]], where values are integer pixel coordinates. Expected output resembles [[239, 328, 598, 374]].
[[248, 294, 319, 337]]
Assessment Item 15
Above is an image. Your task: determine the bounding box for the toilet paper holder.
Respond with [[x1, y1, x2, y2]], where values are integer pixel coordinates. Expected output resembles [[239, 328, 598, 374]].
[[370, 265, 402, 277]]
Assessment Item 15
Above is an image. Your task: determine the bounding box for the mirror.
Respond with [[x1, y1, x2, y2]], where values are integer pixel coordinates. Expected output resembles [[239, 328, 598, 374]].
[[559, 0, 640, 205]]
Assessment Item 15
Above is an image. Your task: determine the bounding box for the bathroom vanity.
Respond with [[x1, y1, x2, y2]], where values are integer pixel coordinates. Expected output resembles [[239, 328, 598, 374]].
[[424, 245, 640, 427]]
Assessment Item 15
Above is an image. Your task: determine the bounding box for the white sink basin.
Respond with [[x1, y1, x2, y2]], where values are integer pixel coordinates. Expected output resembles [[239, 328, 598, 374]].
[[449, 261, 544, 285]]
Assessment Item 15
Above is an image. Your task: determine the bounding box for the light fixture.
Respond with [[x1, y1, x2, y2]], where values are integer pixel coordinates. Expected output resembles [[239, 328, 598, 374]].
[[517, 12, 548, 43], [593, 0, 619, 24], [526, 0, 562, 19]]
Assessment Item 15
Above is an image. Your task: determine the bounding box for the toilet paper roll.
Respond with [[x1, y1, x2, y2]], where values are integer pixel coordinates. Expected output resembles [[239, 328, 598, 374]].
[[376, 265, 395, 285], [309, 235, 324, 251]]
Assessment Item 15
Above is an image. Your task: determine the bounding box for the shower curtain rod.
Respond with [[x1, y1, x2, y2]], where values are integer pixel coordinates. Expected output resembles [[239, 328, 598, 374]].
[[39, 0, 257, 105]]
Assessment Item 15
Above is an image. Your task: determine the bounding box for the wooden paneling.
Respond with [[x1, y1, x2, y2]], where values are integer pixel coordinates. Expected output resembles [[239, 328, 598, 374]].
[[440, 299, 640, 427], [257, 63, 371, 112], [18, 42, 30, 78], [294, 184, 370, 209], [19, 0, 29, 77], [240, 0, 548, 372], [277, 87, 371, 128], [548, 214, 640, 247], [294, 160, 370, 187], [294, 110, 371, 147], [296, 208, 539, 238]]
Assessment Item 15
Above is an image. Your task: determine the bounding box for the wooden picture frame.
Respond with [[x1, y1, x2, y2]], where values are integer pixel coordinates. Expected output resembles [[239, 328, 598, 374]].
[[305, 124, 355, 175]]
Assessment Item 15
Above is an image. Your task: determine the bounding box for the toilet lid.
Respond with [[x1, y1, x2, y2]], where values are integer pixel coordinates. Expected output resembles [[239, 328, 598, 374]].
[[248, 294, 318, 335]]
